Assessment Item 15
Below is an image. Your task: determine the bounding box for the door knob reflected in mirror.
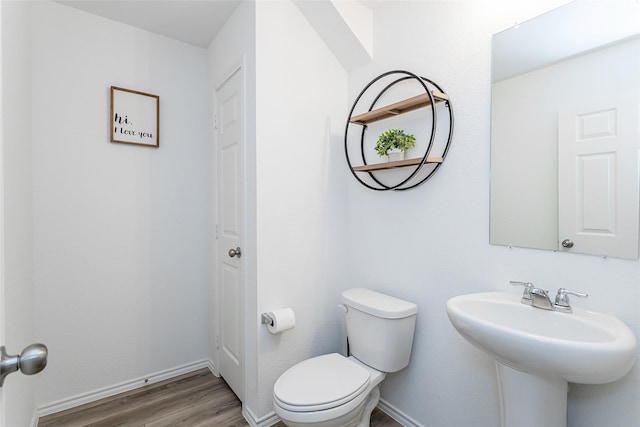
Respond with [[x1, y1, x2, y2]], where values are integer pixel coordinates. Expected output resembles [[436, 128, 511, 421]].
[[228, 247, 242, 258], [561, 239, 574, 248], [0, 343, 48, 387]]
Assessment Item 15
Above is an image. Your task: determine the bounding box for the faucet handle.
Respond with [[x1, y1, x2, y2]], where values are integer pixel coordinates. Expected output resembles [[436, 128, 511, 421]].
[[510, 280, 533, 289], [510, 281, 534, 303], [554, 288, 588, 312]]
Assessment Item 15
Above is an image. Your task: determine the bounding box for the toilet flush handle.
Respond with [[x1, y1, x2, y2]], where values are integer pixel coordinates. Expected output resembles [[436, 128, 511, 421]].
[[337, 304, 348, 313]]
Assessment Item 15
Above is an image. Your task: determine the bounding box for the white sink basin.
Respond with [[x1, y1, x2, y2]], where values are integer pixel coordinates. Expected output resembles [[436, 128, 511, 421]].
[[446, 292, 636, 384]]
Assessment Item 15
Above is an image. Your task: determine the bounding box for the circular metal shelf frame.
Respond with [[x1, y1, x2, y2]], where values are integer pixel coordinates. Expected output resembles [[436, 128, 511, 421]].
[[344, 70, 454, 191]]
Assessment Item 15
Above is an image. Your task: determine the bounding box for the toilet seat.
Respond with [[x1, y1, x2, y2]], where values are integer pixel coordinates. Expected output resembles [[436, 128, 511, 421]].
[[273, 353, 371, 412]]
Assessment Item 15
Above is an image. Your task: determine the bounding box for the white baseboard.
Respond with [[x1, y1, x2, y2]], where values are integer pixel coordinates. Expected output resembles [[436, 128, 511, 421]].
[[207, 358, 218, 376], [36, 358, 214, 419], [243, 405, 280, 427], [378, 398, 423, 427], [29, 412, 39, 427], [241, 399, 417, 427]]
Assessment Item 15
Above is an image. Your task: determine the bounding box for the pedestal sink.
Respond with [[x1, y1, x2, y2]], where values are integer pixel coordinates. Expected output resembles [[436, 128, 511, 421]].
[[446, 292, 637, 427]]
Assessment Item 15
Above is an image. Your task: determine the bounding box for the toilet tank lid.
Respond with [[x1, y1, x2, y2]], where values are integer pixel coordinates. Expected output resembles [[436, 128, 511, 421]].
[[341, 288, 418, 319]]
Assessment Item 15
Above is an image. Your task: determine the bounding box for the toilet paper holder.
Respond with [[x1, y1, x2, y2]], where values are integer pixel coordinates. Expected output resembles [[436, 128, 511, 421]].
[[261, 312, 274, 326]]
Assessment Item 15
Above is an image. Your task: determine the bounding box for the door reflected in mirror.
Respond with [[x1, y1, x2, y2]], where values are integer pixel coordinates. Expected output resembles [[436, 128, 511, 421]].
[[489, 0, 640, 259]]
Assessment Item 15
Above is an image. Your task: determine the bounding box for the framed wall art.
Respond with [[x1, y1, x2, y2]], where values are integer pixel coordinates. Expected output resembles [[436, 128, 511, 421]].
[[110, 86, 160, 148]]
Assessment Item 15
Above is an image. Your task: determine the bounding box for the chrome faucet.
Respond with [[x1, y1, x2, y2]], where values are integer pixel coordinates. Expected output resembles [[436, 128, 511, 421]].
[[530, 287, 553, 310], [510, 281, 588, 313]]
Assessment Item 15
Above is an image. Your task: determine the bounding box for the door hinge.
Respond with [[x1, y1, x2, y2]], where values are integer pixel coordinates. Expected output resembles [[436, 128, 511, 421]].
[[216, 335, 220, 350], [213, 113, 219, 130], [215, 224, 220, 240]]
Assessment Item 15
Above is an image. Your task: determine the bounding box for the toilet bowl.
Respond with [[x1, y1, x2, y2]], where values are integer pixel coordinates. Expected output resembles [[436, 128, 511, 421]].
[[273, 288, 418, 427], [274, 354, 385, 427]]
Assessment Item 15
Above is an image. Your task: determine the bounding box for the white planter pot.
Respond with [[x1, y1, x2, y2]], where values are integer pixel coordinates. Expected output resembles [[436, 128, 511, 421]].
[[387, 149, 404, 162]]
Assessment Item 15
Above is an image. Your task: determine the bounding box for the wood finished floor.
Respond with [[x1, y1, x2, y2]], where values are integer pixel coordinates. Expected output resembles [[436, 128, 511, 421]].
[[38, 368, 402, 427]]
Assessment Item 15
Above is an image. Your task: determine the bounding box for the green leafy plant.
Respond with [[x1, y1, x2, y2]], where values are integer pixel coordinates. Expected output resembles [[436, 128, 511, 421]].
[[374, 128, 417, 157]]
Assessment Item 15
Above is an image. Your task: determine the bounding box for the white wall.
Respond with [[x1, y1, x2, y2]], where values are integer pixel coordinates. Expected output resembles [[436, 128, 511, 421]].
[[254, 0, 349, 420], [28, 1, 211, 407], [1, 1, 37, 425], [346, 2, 640, 427]]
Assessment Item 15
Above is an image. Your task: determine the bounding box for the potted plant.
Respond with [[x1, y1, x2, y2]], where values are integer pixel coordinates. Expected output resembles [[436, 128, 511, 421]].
[[374, 128, 416, 162]]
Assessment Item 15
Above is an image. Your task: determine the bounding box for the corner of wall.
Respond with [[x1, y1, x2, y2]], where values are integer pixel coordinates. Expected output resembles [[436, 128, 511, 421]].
[[293, 0, 373, 71]]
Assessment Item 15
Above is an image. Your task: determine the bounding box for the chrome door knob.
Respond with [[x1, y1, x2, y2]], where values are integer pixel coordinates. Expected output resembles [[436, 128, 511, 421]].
[[228, 247, 242, 258], [0, 343, 48, 387], [561, 239, 574, 248]]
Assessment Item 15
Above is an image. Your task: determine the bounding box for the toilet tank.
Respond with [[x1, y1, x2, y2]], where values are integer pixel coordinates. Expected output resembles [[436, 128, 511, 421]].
[[342, 288, 418, 373]]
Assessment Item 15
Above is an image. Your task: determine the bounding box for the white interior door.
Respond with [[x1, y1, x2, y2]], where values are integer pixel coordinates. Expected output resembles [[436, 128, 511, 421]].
[[558, 95, 639, 259], [215, 66, 244, 401]]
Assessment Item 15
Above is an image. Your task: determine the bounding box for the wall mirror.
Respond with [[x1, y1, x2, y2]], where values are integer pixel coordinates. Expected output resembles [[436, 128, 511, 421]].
[[490, 0, 640, 259]]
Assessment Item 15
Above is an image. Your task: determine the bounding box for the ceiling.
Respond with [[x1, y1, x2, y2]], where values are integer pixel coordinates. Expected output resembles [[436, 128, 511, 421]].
[[492, 0, 640, 81], [54, 0, 242, 48]]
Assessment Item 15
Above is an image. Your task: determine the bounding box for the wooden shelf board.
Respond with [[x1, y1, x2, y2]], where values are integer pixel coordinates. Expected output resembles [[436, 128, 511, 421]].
[[353, 157, 444, 172], [350, 91, 448, 125]]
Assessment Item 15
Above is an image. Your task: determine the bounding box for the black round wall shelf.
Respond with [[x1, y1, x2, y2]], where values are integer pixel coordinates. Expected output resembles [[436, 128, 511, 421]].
[[344, 70, 454, 191]]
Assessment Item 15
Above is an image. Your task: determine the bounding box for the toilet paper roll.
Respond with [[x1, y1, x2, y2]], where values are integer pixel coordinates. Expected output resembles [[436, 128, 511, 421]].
[[267, 308, 296, 334]]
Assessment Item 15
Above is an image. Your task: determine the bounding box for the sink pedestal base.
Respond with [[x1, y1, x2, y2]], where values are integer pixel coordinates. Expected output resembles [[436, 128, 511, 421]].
[[496, 363, 568, 427]]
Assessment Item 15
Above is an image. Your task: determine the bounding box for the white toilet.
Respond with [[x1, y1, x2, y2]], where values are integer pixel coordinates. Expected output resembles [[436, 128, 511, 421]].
[[273, 288, 418, 427]]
